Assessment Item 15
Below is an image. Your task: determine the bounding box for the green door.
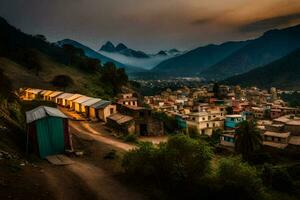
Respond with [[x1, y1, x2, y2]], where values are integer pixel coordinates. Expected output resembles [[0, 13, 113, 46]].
[[36, 117, 65, 158]]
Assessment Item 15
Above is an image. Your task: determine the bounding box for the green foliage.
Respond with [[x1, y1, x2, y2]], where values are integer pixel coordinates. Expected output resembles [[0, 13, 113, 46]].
[[210, 129, 222, 146], [262, 164, 294, 193], [100, 62, 128, 95], [51, 74, 74, 90], [216, 157, 265, 200], [152, 111, 179, 134], [235, 120, 262, 161], [122, 134, 213, 193], [123, 134, 137, 143], [188, 125, 200, 139], [0, 69, 14, 101]]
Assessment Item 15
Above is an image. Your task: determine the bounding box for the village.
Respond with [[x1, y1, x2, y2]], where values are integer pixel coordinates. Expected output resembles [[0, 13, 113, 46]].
[[23, 83, 300, 160]]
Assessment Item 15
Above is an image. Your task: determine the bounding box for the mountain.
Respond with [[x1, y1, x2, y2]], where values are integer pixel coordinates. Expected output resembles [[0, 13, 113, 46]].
[[202, 24, 300, 80], [223, 48, 300, 90], [100, 41, 115, 52], [99, 41, 149, 58], [152, 41, 250, 76], [57, 39, 146, 73]]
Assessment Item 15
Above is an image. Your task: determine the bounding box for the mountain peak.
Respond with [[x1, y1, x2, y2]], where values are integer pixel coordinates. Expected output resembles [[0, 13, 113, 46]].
[[116, 43, 128, 51], [100, 41, 115, 52]]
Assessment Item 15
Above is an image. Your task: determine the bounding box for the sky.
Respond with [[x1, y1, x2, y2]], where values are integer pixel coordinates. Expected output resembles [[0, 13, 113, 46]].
[[1, 0, 300, 52]]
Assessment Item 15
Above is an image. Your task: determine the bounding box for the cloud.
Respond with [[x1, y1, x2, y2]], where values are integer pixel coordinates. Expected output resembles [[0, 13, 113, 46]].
[[238, 12, 300, 33]]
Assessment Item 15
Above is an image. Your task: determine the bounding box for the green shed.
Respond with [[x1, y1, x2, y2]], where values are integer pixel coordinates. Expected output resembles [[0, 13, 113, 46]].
[[26, 106, 71, 158]]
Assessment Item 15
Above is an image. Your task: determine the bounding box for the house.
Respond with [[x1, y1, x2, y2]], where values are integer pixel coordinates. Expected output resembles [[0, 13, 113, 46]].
[[80, 98, 102, 117], [48, 91, 63, 103], [117, 104, 164, 136], [263, 131, 291, 149], [56, 93, 74, 106], [220, 131, 235, 148], [72, 96, 92, 112], [26, 106, 71, 158], [186, 111, 224, 136], [43, 91, 55, 101], [225, 114, 246, 129], [106, 113, 135, 134], [270, 109, 283, 119], [251, 107, 265, 119], [89, 100, 116, 122], [65, 94, 83, 108], [117, 93, 138, 107], [24, 88, 43, 100]]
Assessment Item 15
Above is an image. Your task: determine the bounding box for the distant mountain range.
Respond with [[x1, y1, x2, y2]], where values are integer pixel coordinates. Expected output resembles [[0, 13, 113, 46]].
[[57, 39, 146, 73], [201, 25, 300, 80], [223, 48, 300, 90], [98, 41, 182, 70], [152, 41, 251, 75]]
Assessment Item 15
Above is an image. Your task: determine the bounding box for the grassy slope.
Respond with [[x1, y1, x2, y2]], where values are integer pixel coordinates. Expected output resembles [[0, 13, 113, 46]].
[[0, 52, 110, 98]]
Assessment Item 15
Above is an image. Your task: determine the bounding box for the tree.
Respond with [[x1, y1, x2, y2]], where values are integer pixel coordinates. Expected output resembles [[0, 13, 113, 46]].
[[235, 120, 262, 160], [210, 129, 222, 146], [213, 82, 221, 99], [100, 62, 128, 95], [0, 69, 13, 101], [51, 75, 74, 91]]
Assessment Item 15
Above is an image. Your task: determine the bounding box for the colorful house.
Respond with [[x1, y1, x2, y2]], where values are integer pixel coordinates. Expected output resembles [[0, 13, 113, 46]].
[[26, 106, 71, 158], [225, 114, 246, 129]]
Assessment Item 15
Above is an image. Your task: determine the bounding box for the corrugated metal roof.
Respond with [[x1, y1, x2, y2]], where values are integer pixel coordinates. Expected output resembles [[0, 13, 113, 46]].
[[56, 93, 74, 99], [66, 94, 83, 101], [73, 96, 93, 104], [26, 88, 43, 94], [90, 100, 111, 109], [40, 90, 51, 95], [107, 113, 133, 124], [44, 91, 55, 96], [81, 98, 102, 107], [26, 106, 68, 124], [49, 91, 63, 98]]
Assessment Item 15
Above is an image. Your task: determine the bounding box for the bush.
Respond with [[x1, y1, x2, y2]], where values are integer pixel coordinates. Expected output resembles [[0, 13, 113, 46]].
[[216, 157, 265, 200], [123, 134, 137, 143], [271, 167, 294, 192], [262, 164, 294, 193], [122, 134, 213, 193]]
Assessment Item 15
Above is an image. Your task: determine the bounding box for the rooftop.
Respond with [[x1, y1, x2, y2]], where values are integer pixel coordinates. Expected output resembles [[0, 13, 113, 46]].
[[26, 106, 68, 124]]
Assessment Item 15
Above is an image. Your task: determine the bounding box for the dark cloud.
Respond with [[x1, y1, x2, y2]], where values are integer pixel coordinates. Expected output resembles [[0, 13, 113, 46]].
[[239, 12, 300, 33]]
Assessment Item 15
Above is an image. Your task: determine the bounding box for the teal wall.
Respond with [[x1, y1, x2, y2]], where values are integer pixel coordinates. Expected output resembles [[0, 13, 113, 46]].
[[36, 117, 65, 158]]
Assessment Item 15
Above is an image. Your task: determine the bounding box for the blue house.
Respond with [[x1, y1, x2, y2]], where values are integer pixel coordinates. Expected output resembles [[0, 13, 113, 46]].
[[225, 114, 246, 129]]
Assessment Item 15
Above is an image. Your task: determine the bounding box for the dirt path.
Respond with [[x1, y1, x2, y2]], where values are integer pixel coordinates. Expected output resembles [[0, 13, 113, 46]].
[[69, 120, 135, 151]]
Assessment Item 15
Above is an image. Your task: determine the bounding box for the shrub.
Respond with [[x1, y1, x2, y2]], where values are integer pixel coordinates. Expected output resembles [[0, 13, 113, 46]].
[[271, 167, 294, 192], [123, 134, 137, 143], [217, 157, 265, 200], [122, 134, 213, 192]]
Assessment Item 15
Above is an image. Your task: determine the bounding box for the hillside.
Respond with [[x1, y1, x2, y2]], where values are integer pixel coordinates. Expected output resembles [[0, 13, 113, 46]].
[[0, 17, 128, 98], [223, 48, 300, 90], [57, 39, 146, 74], [152, 41, 250, 75], [202, 24, 300, 80]]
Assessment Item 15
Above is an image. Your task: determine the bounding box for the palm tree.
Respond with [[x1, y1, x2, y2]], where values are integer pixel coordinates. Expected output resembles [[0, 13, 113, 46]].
[[235, 120, 262, 160]]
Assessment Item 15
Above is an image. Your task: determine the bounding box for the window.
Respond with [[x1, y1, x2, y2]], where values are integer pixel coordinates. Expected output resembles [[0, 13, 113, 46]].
[[202, 117, 205, 120], [213, 123, 215, 127], [207, 123, 209, 127], [208, 116, 211, 120]]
